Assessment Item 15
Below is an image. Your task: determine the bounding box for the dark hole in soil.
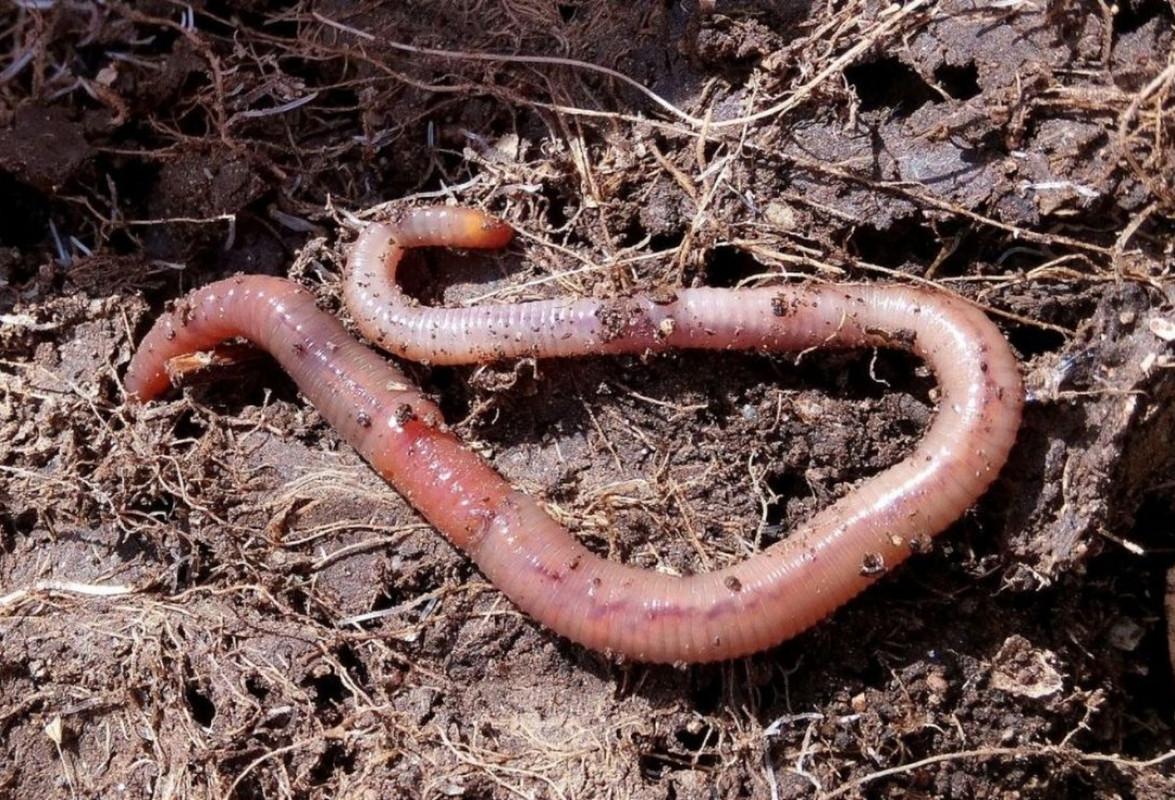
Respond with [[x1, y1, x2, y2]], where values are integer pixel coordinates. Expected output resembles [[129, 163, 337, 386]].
[[172, 538, 212, 588], [285, 586, 311, 616], [5, 509, 38, 537], [1113, 0, 1173, 34], [112, 532, 158, 565], [844, 56, 937, 116], [309, 742, 355, 784], [648, 228, 686, 253], [638, 739, 722, 780], [134, 489, 178, 527], [173, 76, 216, 137], [0, 174, 49, 249], [218, 3, 302, 40], [933, 61, 981, 101], [369, 586, 401, 616], [305, 668, 351, 708], [1128, 492, 1175, 551], [192, 540, 214, 584], [1007, 325, 1066, 360], [913, 226, 983, 279], [675, 721, 716, 751], [1083, 491, 1175, 748], [763, 471, 807, 540], [185, 682, 216, 727], [101, 156, 158, 254], [192, 2, 239, 35], [0, 515, 14, 551], [245, 675, 270, 700], [336, 644, 370, 691], [173, 547, 191, 587], [1130, 494, 1175, 697], [170, 407, 210, 442], [834, 351, 927, 401], [704, 245, 763, 288], [847, 218, 939, 269], [617, 217, 650, 249], [639, 750, 667, 782], [200, 1, 303, 36], [423, 365, 472, 423], [544, 189, 572, 231], [690, 672, 723, 714]]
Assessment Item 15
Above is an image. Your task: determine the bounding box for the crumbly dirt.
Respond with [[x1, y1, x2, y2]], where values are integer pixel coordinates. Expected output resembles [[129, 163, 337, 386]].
[[2, 2, 1175, 798]]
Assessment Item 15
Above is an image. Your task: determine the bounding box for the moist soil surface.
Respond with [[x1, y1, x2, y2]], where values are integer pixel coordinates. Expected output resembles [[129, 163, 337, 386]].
[[3, 2, 1175, 799]]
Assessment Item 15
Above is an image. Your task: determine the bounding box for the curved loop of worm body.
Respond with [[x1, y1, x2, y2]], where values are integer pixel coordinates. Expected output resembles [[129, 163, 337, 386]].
[[126, 206, 1023, 664]]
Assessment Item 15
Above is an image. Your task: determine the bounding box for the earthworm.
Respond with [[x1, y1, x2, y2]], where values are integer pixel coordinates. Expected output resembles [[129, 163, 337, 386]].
[[126, 206, 1023, 664]]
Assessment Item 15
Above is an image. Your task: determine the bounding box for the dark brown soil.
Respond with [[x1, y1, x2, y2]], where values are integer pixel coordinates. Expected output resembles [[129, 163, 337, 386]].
[[3, 2, 1175, 798]]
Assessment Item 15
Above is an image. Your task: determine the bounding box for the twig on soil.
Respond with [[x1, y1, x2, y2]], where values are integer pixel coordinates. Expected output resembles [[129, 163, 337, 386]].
[[788, 156, 1115, 261], [312, 10, 702, 128], [0, 580, 136, 611], [816, 745, 1175, 800], [437, 726, 572, 800], [221, 735, 344, 800], [314, 0, 940, 132], [1116, 51, 1175, 210], [337, 586, 445, 628]]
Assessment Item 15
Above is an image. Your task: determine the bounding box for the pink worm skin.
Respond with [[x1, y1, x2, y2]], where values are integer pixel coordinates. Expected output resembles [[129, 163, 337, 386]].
[[127, 206, 1023, 664]]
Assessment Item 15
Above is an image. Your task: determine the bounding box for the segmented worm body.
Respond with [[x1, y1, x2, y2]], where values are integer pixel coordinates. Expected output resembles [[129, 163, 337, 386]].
[[126, 206, 1023, 664]]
